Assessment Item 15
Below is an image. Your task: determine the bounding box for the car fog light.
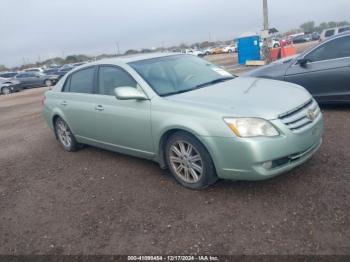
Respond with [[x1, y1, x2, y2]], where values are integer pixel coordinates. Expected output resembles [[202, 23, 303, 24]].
[[262, 161, 273, 170]]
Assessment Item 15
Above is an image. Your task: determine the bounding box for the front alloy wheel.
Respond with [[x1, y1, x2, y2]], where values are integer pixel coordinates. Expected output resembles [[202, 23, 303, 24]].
[[45, 80, 53, 87], [1, 86, 11, 95], [166, 132, 217, 189], [169, 141, 203, 183]]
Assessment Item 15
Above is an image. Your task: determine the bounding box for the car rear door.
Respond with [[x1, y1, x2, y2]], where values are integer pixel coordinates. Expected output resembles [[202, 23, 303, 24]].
[[32, 73, 45, 86], [284, 35, 350, 102], [90, 65, 154, 157], [58, 66, 98, 139]]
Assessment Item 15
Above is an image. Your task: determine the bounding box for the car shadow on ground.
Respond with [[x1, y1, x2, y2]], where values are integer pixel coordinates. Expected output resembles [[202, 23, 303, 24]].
[[80, 142, 315, 197]]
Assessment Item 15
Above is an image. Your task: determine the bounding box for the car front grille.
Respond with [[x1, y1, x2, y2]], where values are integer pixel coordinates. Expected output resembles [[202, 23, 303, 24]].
[[278, 98, 321, 133]]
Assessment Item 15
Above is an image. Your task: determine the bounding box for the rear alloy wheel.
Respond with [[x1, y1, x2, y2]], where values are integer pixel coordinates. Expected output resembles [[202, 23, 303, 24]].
[[45, 79, 53, 87], [1, 86, 11, 95], [54, 117, 81, 152], [165, 132, 217, 190]]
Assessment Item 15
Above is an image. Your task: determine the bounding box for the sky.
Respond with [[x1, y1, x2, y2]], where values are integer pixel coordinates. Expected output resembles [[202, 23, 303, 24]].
[[1, 0, 350, 67]]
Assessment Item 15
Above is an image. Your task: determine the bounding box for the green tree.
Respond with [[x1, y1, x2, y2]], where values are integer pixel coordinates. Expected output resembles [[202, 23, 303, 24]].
[[124, 49, 139, 55], [338, 21, 350, 26], [300, 21, 315, 33], [0, 64, 8, 72], [327, 21, 337, 28], [65, 55, 90, 64], [179, 43, 188, 49], [315, 22, 329, 33]]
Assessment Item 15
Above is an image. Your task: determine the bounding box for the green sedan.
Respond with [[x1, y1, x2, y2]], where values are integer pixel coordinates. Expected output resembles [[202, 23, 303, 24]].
[[43, 53, 323, 189]]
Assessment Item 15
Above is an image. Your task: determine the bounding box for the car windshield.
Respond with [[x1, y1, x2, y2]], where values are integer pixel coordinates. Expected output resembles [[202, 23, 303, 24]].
[[129, 55, 235, 96]]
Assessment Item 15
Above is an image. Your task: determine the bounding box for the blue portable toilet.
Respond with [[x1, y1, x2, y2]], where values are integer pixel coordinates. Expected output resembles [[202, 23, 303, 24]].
[[237, 35, 261, 65]]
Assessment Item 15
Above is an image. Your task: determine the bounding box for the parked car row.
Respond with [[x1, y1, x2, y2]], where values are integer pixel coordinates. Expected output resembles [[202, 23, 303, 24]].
[[203, 44, 237, 55], [0, 62, 86, 95]]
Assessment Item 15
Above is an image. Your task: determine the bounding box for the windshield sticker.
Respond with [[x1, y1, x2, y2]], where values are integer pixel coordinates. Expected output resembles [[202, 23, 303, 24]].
[[212, 67, 232, 77]]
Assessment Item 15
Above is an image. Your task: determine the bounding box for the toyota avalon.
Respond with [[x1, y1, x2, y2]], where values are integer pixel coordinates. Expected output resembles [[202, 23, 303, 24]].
[[43, 53, 323, 189]]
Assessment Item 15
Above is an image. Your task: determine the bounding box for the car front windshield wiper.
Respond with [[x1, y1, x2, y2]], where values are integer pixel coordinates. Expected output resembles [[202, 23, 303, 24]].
[[192, 77, 235, 90], [162, 77, 235, 97]]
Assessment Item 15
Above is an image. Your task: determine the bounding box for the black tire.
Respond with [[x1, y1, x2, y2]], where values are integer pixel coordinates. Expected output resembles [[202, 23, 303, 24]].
[[1, 86, 11, 95], [228, 49, 233, 53], [54, 117, 82, 152], [165, 131, 217, 190], [44, 79, 53, 87]]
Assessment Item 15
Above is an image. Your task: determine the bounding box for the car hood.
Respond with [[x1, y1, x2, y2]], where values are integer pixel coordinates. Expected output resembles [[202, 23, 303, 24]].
[[271, 54, 299, 64], [245, 55, 299, 79], [165, 77, 311, 120]]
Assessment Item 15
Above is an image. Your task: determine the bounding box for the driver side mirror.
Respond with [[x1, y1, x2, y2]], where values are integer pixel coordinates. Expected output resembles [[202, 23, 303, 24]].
[[297, 58, 309, 68], [114, 87, 148, 100]]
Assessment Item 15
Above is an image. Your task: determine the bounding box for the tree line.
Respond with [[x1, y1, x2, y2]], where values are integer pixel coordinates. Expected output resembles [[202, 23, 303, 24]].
[[1, 20, 349, 71]]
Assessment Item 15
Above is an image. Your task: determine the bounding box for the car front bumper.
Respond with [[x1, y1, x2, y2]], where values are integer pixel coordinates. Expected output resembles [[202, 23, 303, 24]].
[[10, 84, 23, 92], [199, 116, 324, 181]]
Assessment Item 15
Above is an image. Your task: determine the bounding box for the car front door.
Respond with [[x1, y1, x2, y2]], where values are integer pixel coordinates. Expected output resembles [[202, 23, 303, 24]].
[[16, 73, 32, 88], [58, 66, 98, 139], [90, 65, 154, 158], [285, 35, 350, 102]]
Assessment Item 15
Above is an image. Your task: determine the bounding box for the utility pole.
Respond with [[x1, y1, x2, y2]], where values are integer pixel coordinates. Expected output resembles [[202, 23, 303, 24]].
[[263, 0, 269, 32], [262, 0, 271, 64], [115, 42, 120, 56]]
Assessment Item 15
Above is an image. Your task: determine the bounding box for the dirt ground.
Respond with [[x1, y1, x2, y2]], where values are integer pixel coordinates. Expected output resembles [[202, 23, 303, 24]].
[[0, 43, 349, 255]]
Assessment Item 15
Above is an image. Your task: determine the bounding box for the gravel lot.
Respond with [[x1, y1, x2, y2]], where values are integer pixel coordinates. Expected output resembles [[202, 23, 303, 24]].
[[0, 44, 349, 255]]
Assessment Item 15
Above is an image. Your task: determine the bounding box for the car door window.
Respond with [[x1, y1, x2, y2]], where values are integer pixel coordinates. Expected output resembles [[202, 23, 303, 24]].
[[17, 74, 25, 78], [339, 27, 350, 33], [325, 30, 335, 38], [98, 66, 137, 96], [69, 67, 95, 94], [306, 36, 350, 62]]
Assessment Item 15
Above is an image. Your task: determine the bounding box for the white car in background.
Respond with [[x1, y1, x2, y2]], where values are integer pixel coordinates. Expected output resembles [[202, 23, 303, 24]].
[[203, 47, 214, 56], [259, 38, 281, 48], [24, 67, 44, 73], [320, 26, 350, 41], [0, 77, 21, 95], [223, 44, 237, 53], [182, 49, 204, 57]]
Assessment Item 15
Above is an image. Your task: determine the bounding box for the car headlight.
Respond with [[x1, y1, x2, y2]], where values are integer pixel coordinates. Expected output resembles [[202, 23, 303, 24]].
[[224, 118, 279, 137]]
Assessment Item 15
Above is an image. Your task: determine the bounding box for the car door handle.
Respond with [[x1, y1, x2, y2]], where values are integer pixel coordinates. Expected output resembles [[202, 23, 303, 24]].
[[60, 101, 67, 106], [95, 105, 104, 111]]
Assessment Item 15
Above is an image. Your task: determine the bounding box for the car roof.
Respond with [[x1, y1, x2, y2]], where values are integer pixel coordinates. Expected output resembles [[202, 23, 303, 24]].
[[323, 25, 350, 31], [90, 52, 180, 65]]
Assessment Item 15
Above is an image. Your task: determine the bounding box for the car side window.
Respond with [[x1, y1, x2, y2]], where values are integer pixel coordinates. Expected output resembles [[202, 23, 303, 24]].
[[69, 67, 95, 94], [339, 27, 350, 33], [306, 36, 350, 62], [325, 30, 335, 38], [98, 66, 137, 96]]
